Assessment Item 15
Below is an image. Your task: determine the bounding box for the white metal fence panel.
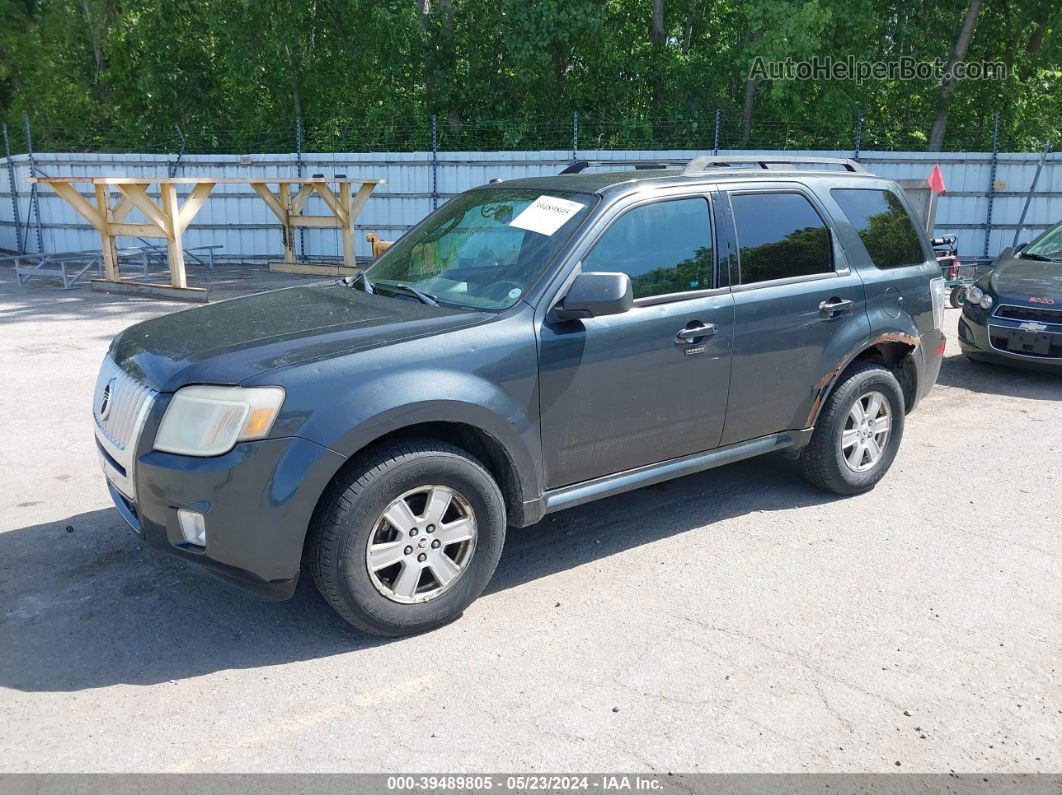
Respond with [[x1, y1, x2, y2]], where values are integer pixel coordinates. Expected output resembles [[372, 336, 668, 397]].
[[2, 148, 1058, 262]]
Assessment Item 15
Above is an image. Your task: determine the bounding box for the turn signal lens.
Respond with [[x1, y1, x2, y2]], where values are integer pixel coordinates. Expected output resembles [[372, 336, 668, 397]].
[[244, 407, 277, 437]]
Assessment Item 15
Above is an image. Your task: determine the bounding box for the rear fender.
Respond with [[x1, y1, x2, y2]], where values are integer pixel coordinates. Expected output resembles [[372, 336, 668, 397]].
[[807, 331, 921, 428]]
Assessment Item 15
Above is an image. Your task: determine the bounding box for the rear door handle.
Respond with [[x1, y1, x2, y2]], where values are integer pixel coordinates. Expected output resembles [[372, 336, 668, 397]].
[[675, 322, 717, 343], [819, 298, 854, 318]]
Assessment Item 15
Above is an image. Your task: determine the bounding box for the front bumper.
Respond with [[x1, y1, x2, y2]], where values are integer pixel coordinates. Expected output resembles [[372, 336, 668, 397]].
[[958, 304, 1062, 372], [102, 430, 346, 600]]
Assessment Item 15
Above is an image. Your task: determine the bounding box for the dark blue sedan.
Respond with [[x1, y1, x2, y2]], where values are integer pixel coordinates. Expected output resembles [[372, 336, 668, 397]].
[[959, 220, 1062, 371]]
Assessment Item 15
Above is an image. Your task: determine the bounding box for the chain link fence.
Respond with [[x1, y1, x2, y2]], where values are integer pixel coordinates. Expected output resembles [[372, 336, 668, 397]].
[[0, 107, 1046, 158], [1, 106, 1056, 264]]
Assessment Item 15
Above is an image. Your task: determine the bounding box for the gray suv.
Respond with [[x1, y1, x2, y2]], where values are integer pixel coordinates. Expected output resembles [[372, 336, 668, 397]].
[[92, 156, 946, 636]]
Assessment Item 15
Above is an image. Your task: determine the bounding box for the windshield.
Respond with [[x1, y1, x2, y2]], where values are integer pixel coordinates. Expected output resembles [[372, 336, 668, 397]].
[[1022, 221, 1062, 261], [365, 188, 596, 309]]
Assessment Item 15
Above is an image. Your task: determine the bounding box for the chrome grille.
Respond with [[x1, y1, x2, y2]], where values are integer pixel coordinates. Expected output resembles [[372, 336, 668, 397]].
[[93, 356, 157, 451], [993, 304, 1062, 326]]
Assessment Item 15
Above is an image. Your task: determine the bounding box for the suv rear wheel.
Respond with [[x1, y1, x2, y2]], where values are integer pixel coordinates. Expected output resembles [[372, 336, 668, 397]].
[[308, 439, 506, 636], [800, 362, 905, 495]]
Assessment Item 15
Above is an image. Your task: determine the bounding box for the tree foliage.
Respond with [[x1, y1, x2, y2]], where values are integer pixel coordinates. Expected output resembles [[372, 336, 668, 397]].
[[0, 0, 1057, 152]]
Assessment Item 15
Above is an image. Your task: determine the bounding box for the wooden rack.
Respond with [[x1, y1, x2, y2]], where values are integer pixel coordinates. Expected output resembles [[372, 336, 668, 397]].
[[29, 176, 383, 301]]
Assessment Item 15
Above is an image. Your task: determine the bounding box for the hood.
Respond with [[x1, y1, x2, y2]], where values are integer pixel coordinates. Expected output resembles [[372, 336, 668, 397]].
[[112, 283, 491, 391], [989, 253, 1062, 304]]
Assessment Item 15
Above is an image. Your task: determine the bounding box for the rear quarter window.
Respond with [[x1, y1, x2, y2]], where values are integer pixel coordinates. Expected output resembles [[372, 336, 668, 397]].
[[831, 188, 926, 269]]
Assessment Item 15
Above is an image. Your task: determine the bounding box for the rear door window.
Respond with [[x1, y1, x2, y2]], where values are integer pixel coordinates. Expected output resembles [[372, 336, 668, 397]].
[[730, 192, 833, 284], [582, 197, 714, 299], [831, 188, 926, 268]]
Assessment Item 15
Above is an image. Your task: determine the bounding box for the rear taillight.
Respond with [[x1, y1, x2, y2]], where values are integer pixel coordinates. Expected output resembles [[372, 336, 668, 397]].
[[930, 277, 945, 330]]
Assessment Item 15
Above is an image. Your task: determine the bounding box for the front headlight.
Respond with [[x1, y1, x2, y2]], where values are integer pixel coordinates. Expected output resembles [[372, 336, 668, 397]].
[[154, 385, 285, 456], [979, 293, 994, 310], [967, 285, 984, 305]]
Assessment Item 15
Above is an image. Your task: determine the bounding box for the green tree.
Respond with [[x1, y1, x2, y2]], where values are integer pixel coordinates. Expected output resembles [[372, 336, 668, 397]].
[[0, 0, 1057, 153]]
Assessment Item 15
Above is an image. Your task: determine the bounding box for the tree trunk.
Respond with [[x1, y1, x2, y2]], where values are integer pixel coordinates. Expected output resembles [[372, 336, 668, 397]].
[[285, 44, 303, 123], [80, 0, 104, 80], [927, 0, 984, 151], [740, 30, 762, 144], [420, 0, 460, 134], [1018, 12, 1051, 81], [651, 0, 665, 46], [79, 0, 110, 100], [741, 75, 759, 144], [436, 0, 460, 134]]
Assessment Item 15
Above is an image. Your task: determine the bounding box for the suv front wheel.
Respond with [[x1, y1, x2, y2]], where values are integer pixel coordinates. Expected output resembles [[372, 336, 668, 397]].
[[308, 439, 507, 636], [800, 362, 905, 495]]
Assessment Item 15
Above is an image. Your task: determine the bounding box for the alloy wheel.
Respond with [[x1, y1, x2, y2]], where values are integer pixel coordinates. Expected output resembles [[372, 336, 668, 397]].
[[365, 485, 477, 604], [840, 390, 892, 473]]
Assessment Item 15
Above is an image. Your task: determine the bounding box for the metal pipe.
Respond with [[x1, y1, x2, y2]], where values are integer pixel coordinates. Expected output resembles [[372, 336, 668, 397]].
[[572, 111, 579, 162], [2, 123, 24, 253], [1012, 139, 1053, 249], [168, 124, 186, 178], [431, 115, 439, 211], [983, 111, 1000, 258], [23, 114, 44, 253], [854, 109, 864, 161], [296, 113, 305, 261]]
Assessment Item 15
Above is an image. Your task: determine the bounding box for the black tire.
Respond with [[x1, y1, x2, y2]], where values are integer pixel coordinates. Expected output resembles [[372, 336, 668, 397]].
[[949, 286, 966, 308], [307, 439, 506, 636], [800, 363, 905, 495]]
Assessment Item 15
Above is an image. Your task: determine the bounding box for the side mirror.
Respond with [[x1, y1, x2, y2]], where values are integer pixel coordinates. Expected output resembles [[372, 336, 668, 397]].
[[994, 246, 1014, 263], [553, 272, 633, 321], [1015, 241, 1028, 253]]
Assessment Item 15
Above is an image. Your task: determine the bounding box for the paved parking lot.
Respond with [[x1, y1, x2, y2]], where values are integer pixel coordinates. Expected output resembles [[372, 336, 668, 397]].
[[1, 266, 1060, 773]]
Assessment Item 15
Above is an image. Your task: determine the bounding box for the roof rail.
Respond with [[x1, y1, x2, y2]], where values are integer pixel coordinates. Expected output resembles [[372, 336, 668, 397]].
[[683, 155, 866, 174], [560, 159, 671, 175]]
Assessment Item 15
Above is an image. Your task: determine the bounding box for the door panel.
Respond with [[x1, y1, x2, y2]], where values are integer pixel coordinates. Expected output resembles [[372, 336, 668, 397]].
[[718, 186, 869, 445], [721, 277, 868, 444], [539, 295, 734, 487], [536, 191, 733, 489]]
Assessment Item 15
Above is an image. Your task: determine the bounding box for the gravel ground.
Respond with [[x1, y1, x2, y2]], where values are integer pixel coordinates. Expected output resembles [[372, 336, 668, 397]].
[[0, 266, 1059, 773]]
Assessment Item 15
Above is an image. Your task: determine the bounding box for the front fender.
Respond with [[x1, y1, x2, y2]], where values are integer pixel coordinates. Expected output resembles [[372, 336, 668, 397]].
[[305, 377, 542, 522], [249, 310, 545, 514], [326, 385, 539, 491]]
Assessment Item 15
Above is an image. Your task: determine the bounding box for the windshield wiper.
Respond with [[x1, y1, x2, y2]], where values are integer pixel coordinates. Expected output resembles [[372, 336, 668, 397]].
[[1020, 252, 1061, 262], [341, 271, 375, 293], [380, 282, 439, 306]]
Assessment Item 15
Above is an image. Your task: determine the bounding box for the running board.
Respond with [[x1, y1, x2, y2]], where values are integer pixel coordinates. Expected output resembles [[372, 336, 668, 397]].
[[543, 430, 813, 513]]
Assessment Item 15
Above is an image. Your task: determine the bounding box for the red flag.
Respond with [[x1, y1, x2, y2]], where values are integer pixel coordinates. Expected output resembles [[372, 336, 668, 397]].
[[927, 164, 946, 194]]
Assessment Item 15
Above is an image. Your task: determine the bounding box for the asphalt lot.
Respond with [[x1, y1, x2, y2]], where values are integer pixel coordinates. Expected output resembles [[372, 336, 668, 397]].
[[1, 265, 1060, 773]]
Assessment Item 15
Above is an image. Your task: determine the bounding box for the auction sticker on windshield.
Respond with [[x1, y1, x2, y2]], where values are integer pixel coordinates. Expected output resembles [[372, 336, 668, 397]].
[[509, 195, 585, 236]]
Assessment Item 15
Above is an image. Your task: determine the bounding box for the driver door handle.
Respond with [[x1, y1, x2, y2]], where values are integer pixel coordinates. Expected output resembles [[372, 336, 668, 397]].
[[819, 298, 854, 319], [675, 322, 717, 343]]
